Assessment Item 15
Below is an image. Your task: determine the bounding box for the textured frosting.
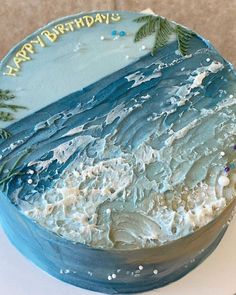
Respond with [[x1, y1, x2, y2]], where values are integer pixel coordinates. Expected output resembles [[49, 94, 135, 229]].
[[0, 12, 155, 128], [0, 11, 236, 250]]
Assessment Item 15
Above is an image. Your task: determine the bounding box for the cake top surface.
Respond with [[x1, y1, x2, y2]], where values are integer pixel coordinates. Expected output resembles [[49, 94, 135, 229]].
[[0, 11, 155, 128], [0, 11, 236, 250]]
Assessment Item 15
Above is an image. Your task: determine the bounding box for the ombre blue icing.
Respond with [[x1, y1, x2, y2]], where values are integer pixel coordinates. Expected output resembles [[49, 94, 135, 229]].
[[0, 10, 236, 294]]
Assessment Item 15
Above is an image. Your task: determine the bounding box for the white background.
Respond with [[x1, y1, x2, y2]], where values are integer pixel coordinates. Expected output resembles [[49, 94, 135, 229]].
[[0, 217, 235, 295]]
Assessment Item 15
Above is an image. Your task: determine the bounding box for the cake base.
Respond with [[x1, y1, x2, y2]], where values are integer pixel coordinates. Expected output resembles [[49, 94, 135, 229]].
[[11, 226, 226, 294]]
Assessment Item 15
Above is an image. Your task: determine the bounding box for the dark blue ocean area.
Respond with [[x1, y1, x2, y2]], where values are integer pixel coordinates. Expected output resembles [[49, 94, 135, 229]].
[[0, 36, 235, 207]]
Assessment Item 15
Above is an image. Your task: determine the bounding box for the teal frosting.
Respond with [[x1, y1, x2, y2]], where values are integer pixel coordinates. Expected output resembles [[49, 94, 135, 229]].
[[0, 11, 236, 250]]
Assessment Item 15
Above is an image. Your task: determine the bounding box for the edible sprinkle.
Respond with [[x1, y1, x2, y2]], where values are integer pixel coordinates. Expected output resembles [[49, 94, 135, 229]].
[[112, 273, 117, 279], [218, 175, 230, 187], [119, 31, 126, 37], [100, 36, 105, 41], [106, 208, 111, 214], [224, 166, 230, 173], [27, 179, 33, 184], [138, 265, 144, 270], [153, 269, 158, 275], [108, 275, 112, 280]]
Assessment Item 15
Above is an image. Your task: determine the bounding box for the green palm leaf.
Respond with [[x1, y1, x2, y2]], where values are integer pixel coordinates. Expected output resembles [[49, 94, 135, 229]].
[[0, 103, 27, 112], [0, 89, 27, 140], [152, 18, 174, 55], [133, 15, 156, 23], [133, 15, 195, 56], [0, 128, 11, 139], [0, 148, 31, 190], [175, 25, 195, 55], [0, 111, 14, 121], [134, 18, 157, 42], [0, 89, 15, 101]]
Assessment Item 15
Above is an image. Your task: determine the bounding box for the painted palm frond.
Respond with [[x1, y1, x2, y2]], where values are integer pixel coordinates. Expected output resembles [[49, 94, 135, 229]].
[[0, 89, 27, 140], [152, 18, 173, 55], [0, 89, 15, 100], [176, 25, 195, 56], [134, 15, 195, 56], [0, 102, 27, 112], [0, 149, 31, 191], [0, 89, 27, 121], [0, 131, 11, 139], [0, 127, 11, 139], [134, 15, 156, 23], [134, 18, 157, 42]]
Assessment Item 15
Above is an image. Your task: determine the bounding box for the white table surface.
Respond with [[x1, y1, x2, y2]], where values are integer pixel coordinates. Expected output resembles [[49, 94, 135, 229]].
[[0, 217, 235, 295]]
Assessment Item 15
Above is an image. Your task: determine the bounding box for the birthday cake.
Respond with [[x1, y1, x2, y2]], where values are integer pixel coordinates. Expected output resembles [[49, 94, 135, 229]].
[[0, 10, 236, 294]]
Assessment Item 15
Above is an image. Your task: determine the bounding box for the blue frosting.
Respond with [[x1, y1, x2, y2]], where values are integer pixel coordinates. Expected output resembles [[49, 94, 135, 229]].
[[1, 34, 236, 248], [0, 178, 234, 294], [0, 10, 236, 293]]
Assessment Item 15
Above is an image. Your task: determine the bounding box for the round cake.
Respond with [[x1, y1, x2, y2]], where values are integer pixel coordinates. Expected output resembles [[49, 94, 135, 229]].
[[0, 10, 236, 294]]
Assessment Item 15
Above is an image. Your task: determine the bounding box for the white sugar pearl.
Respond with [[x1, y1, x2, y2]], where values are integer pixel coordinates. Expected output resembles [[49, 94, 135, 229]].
[[112, 273, 116, 279], [126, 55, 130, 59], [106, 208, 111, 214], [153, 269, 158, 275], [138, 265, 143, 270], [218, 175, 230, 187], [220, 151, 225, 156], [229, 94, 234, 98], [141, 45, 146, 50], [27, 179, 33, 184], [100, 36, 105, 41], [206, 58, 210, 62], [108, 275, 112, 280]]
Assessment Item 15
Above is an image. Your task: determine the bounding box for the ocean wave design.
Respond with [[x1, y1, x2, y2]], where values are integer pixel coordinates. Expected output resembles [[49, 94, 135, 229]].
[[1, 38, 236, 249]]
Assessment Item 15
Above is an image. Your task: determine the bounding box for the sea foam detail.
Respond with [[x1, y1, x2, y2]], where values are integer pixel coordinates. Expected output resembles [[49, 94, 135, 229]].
[[5, 39, 236, 250]]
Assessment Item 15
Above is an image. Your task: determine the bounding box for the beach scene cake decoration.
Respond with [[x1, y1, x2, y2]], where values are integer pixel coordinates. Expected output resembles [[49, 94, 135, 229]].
[[0, 10, 236, 294]]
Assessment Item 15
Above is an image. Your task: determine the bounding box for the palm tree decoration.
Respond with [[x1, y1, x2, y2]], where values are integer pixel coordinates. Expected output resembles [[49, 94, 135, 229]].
[[0, 148, 31, 191], [0, 89, 27, 139], [134, 15, 195, 56]]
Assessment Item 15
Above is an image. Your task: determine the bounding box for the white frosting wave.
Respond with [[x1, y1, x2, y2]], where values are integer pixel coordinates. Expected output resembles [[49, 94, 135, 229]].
[[17, 58, 236, 250]]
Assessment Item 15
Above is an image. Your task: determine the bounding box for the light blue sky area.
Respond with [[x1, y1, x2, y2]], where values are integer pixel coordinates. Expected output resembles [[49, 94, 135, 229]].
[[0, 11, 157, 128]]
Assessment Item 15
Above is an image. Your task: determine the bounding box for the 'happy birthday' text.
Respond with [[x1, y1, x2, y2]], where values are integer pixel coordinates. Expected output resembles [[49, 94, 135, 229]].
[[4, 13, 121, 77]]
